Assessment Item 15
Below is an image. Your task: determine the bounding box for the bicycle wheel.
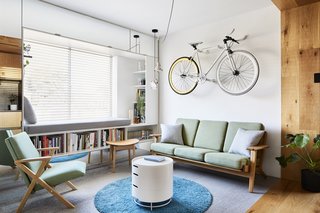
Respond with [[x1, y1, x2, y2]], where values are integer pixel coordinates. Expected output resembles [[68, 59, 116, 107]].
[[216, 50, 259, 95], [168, 57, 199, 95]]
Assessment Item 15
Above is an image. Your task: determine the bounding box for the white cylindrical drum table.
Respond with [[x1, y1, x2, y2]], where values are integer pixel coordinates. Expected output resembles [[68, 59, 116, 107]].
[[132, 156, 173, 210]]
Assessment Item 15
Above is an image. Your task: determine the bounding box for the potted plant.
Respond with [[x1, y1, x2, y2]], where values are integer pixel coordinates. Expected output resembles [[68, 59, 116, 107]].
[[8, 94, 18, 110], [276, 133, 320, 192]]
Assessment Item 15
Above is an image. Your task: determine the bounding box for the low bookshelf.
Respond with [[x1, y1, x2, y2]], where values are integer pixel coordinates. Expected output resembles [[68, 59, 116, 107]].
[[28, 123, 157, 164]]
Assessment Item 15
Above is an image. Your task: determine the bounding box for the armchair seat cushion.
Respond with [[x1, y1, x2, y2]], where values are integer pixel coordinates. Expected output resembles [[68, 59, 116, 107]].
[[204, 152, 249, 170], [174, 147, 218, 161], [36, 161, 86, 190], [150, 143, 187, 155]]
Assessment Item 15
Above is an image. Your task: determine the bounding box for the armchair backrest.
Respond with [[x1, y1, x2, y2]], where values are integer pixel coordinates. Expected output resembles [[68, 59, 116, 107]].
[[0, 130, 14, 167], [5, 132, 41, 186]]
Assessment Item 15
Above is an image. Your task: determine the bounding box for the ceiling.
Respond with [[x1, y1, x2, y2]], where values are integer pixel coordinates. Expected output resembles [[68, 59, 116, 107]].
[[41, 0, 272, 36]]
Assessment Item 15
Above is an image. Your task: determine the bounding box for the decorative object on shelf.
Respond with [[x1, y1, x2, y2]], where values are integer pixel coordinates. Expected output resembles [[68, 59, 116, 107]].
[[137, 61, 145, 71], [133, 89, 145, 124], [23, 43, 32, 68], [150, 29, 163, 90], [276, 133, 320, 192], [8, 94, 18, 111]]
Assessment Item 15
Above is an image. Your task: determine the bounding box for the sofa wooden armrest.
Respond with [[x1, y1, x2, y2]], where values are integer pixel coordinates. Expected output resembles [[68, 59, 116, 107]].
[[149, 133, 161, 142], [247, 145, 269, 151]]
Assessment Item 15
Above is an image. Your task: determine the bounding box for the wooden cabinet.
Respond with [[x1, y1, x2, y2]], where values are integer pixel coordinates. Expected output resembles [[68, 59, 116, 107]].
[[0, 35, 22, 130], [0, 111, 22, 129]]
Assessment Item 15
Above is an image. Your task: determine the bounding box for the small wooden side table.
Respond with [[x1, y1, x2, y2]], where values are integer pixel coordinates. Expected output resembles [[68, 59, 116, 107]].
[[107, 139, 139, 173]]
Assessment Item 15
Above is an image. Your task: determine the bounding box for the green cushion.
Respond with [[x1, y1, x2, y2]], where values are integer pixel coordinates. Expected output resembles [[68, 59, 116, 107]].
[[35, 161, 86, 191], [0, 130, 14, 167], [204, 152, 249, 169], [6, 132, 41, 173], [223, 122, 263, 152], [193, 120, 228, 151], [174, 147, 217, 161], [176, 118, 199, 146], [151, 143, 187, 155]]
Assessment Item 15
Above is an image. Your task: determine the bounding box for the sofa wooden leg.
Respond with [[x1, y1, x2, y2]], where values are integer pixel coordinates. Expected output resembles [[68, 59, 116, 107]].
[[248, 150, 257, 193]]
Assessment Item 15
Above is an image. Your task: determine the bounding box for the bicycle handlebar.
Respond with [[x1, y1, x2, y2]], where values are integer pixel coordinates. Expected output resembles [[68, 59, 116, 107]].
[[223, 36, 239, 44]]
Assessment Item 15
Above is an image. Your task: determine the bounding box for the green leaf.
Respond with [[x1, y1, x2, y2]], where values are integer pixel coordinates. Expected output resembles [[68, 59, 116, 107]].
[[287, 153, 300, 163], [313, 135, 320, 149], [275, 154, 300, 168], [275, 155, 287, 167], [293, 134, 309, 148], [286, 134, 295, 142]]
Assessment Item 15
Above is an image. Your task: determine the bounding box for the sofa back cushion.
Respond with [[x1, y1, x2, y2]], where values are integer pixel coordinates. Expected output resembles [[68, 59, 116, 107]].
[[193, 120, 228, 151], [176, 118, 200, 146], [223, 122, 263, 152]]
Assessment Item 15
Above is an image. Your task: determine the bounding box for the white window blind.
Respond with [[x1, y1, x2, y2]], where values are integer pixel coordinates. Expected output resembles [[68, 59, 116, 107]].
[[70, 50, 112, 119], [24, 41, 112, 122]]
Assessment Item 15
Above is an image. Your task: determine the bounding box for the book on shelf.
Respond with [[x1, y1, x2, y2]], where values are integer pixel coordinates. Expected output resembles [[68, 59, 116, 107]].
[[67, 132, 97, 152], [31, 134, 64, 156], [108, 128, 125, 142], [127, 129, 152, 140], [101, 129, 110, 146]]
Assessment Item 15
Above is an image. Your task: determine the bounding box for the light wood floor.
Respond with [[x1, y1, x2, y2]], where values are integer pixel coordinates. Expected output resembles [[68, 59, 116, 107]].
[[247, 180, 320, 213]]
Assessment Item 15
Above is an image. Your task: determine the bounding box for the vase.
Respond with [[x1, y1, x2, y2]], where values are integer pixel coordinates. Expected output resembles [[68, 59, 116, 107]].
[[301, 169, 320, 192], [9, 104, 17, 111]]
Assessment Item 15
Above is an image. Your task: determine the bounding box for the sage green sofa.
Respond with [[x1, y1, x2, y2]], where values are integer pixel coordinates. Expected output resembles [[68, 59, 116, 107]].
[[150, 118, 268, 192]]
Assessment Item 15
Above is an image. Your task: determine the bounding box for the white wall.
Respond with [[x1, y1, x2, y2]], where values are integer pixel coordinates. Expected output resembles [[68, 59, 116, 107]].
[[112, 56, 138, 118], [159, 6, 281, 177], [23, 0, 153, 56], [0, 0, 21, 38]]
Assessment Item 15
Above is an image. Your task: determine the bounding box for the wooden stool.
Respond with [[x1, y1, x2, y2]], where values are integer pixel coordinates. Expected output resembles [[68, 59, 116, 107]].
[[107, 139, 139, 173]]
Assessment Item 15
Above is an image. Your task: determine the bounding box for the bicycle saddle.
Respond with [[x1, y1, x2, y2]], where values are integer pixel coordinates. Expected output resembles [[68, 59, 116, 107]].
[[189, 42, 203, 50]]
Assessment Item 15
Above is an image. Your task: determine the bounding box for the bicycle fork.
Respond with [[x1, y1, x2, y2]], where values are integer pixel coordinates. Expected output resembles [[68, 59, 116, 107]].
[[226, 48, 239, 76]]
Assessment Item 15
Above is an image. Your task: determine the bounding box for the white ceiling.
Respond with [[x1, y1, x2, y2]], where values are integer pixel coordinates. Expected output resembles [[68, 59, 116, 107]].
[[41, 0, 272, 36]]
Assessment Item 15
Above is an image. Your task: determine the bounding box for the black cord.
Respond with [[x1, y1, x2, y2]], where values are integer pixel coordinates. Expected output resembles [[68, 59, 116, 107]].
[[162, 0, 175, 42]]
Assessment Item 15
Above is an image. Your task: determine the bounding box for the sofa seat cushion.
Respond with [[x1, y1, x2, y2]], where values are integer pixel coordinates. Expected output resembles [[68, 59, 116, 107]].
[[35, 161, 86, 191], [204, 153, 249, 170], [174, 147, 218, 161], [150, 143, 187, 155]]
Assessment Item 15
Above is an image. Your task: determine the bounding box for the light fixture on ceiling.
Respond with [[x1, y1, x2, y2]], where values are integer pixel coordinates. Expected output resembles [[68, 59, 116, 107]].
[[150, 29, 162, 90]]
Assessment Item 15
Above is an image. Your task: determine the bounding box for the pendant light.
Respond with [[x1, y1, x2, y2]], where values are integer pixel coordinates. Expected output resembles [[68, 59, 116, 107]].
[[150, 29, 162, 90]]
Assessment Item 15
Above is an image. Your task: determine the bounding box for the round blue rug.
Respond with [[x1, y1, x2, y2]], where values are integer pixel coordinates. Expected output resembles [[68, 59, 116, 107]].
[[50, 152, 88, 163], [94, 176, 213, 213]]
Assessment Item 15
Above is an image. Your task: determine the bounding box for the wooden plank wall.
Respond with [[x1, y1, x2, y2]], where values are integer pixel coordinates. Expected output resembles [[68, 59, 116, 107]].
[[281, 2, 320, 181]]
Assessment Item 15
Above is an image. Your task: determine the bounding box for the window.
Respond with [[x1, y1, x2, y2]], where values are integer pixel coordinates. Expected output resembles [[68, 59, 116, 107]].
[[24, 41, 112, 122]]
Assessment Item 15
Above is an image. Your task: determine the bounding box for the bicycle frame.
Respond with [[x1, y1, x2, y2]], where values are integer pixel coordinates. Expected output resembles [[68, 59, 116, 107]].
[[188, 42, 235, 82]]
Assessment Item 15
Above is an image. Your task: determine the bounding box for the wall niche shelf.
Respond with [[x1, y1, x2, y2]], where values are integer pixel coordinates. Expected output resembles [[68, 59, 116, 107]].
[[0, 35, 22, 130]]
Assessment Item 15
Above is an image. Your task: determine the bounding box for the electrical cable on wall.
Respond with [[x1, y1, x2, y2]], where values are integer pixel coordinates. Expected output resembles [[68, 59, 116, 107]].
[[162, 0, 175, 42]]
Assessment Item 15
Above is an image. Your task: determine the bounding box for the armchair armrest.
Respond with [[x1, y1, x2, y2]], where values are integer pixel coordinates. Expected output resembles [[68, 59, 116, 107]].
[[37, 147, 60, 156], [37, 147, 60, 151], [247, 145, 269, 151], [15, 156, 52, 164]]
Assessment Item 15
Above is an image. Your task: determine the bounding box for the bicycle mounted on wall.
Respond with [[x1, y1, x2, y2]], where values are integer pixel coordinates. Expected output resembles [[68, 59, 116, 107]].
[[168, 29, 259, 95]]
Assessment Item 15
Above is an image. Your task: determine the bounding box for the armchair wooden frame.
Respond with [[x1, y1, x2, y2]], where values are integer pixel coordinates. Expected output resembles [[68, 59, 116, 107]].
[[14, 147, 77, 213], [150, 133, 269, 193]]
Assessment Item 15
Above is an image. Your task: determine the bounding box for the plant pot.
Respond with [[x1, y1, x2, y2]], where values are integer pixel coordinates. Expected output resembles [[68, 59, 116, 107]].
[[301, 169, 320, 192], [9, 104, 17, 111]]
